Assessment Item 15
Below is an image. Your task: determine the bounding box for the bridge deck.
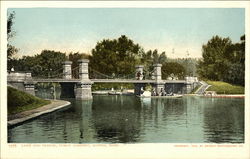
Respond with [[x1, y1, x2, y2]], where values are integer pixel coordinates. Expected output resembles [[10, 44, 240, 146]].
[[32, 78, 187, 84]]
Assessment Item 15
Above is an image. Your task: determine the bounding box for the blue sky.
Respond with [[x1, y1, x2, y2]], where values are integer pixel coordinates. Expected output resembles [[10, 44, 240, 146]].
[[8, 8, 245, 58]]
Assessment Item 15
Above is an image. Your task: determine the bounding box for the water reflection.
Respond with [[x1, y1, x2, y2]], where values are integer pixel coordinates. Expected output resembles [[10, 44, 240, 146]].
[[92, 96, 142, 143], [8, 93, 244, 143], [202, 98, 244, 143], [73, 100, 94, 143]]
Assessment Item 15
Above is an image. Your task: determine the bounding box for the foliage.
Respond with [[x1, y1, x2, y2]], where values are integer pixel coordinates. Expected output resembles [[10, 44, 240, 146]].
[[140, 49, 167, 78], [168, 58, 199, 76], [161, 62, 186, 79], [8, 86, 51, 115], [9, 50, 67, 78], [206, 81, 244, 94], [89, 35, 144, 77], [7, 11, 18, 61], [197, 35, 245, 86]]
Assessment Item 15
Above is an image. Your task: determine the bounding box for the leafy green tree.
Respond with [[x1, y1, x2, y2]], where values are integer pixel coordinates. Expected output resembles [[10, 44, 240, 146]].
[[197, 35, 245, 86], [162, 62, 186, 79], [7, 11, 19, 69], [167, 58, 198, 76], [197, 35, 232, 81], [32, 50, 67, 78], [223, 35, 245, 85], [141, 49, 167, 78], [12, 50, 67, 78], [89, 35, 143, 78]]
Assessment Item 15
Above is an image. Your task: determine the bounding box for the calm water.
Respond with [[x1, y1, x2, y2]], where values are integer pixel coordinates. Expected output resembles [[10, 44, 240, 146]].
[[8, 90, 244, 143]]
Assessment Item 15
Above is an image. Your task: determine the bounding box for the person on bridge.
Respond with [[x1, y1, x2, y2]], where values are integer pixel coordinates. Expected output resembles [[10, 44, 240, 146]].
[[137, 71, 141, 80]]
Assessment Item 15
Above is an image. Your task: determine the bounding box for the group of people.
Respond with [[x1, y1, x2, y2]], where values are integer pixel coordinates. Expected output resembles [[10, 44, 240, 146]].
[[151, 88, 168, 96], [141, 87, 173, 96]]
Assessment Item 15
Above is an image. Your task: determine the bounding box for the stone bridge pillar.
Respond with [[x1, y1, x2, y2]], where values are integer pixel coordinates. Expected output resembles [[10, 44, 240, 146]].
[[60, 61, 74, 98], [134, 65, 145, 96], [135, 65, 144, 80], [24, 73, 35, 95], [75, 59, 93, 100], [184, 76, 199, 94], [153, 64, 162, 81], [153, 64, 165, 96], [63, 61, 72, 79]]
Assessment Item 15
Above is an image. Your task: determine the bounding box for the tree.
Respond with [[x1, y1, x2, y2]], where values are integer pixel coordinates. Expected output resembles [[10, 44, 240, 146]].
[[7, 12, 18, 59], [197, 35, 232, 81], [223, 35, 245, 85], [89, 35, 144, 78], [197, 35, 245, 86], [162, 62, 186, 79], [7, 11, 19, 66], [140, 49, 167, 78], [168, 58, 199, 76], [12, 50, 67, 78]]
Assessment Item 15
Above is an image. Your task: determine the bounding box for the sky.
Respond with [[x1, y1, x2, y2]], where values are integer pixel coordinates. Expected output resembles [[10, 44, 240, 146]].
[[8, 8, 245, 58]]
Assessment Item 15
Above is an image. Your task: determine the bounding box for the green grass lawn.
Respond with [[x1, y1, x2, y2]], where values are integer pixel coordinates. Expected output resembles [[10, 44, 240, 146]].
[[206, 81, 244, 94], [8, 86, 51, 115]]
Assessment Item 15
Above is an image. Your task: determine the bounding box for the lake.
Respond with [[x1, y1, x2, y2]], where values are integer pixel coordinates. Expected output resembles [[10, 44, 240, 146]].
[[8, 90, 244, 143]]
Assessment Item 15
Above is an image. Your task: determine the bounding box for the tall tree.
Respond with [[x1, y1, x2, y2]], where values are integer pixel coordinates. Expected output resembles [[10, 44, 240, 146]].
[[162, 62, 186, 79], [89, 35, 143, 78], [7, 11, 18, 67], [223, 35, 245, 85], [197, 35, 245, 86], [197, 35, 232, 81], [13, 50, 67, 78], [140, 49, 167, 78]]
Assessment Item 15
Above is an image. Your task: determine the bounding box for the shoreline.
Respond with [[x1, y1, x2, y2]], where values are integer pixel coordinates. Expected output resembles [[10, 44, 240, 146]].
[[202, 94, 245, 99], [187, 94, 245, 98], [8, 99, 71, 128]]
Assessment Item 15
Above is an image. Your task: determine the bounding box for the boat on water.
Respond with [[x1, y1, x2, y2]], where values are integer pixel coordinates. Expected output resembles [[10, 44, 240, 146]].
[[150, 95, 183, 98], [140, 91, 151, 97], [138, 91, 183, 98], [139, 95, 183, 98], [108, 91, 122, 95], [92, 91, 109, 95]]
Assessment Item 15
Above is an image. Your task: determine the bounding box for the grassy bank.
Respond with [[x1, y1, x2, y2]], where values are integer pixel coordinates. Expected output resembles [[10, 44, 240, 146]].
[[8, 86, 51, 115], [206, 81, 244, 94]]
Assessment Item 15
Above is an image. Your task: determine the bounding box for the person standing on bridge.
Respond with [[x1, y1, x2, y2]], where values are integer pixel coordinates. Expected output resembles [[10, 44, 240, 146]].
[[137, 71, 141, 80]]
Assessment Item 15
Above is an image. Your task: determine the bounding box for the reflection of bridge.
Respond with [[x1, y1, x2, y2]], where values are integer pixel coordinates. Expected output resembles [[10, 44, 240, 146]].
[[8, 59, 199, 100]]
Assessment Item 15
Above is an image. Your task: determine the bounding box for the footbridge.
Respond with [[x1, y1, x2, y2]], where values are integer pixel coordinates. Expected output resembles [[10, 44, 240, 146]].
[[8, 59, 199, 100]]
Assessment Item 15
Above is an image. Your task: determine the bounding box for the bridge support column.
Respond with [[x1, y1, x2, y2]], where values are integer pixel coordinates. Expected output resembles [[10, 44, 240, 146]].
[[75, 82, 93, 100], [152, 64, 166, 96], [60, 83, 75, 98], [24, 81, 35, 96], [184, 76, 199, 94], [135, 65, 144, 80], [24, 73, 35, 95], [63, 61, 72, 79], [75, 59, 93, 100]]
